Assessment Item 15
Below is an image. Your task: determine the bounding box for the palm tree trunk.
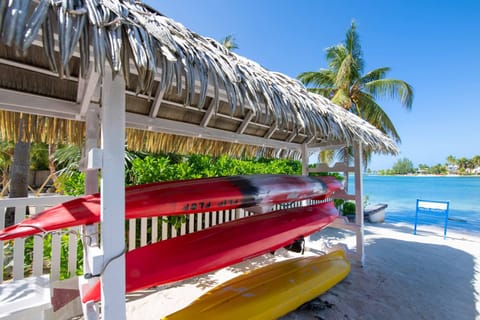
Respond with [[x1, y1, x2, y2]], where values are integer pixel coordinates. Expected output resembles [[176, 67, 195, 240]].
[[6, 120, 31, 226]]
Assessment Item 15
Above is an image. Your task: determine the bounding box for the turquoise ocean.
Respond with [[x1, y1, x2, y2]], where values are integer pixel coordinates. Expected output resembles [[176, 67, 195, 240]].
[[348, 175, 480, 234]]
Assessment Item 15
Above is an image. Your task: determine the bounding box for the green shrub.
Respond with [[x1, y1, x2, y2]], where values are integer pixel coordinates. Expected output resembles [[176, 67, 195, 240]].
[[342, 201, 356, 215]]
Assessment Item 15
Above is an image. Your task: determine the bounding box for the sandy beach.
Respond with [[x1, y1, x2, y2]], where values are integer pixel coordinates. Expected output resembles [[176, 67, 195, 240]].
[[125, 222, 480, 320]]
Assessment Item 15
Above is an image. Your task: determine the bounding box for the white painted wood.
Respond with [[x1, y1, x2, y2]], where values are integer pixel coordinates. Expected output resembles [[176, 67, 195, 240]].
[[126, 113, 301, 151], [31, 205, 45, 277], [0, 86, 308, 152], [0, 196, 76, 208], [353, 142, 365, 266], [140, 218, 148, 247], [236, 111, 254, 134], [189, 214, 195, 233], [200, 99, 217, 127], [180, 219, 186, 236], [211, 212, 217, 226], [68, 227, 79, 277], [13, 206, 26, 280], [301, 143, 308, 176], [263, 124, 277, 139], [171, 225, 177, 238], [204, 212, 210, 229], [0, 88, 80, 119], [197, 213, 203, 231], [218, 211, 223, 224], [128, 219, 136, 251], [0, 56, 77, 81], [81, 106, 101, 320], [50, 233, 61, 281], [32, 236, 44, 276], [78, 67, 100, 118], [161, 219, 168, 240], [149, 84, 167, 118], [235, 208, 243, 219], [151, 217, 158, 243], [99, 72, 126, 320], [307, 141, 346, 151]]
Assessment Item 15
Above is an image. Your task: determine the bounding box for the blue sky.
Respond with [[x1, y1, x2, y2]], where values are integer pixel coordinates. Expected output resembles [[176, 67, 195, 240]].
[[145, 1, 480, 170]]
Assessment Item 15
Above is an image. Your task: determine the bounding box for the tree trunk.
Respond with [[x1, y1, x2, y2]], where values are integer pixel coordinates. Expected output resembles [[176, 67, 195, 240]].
[[6, 123, 31, 226]]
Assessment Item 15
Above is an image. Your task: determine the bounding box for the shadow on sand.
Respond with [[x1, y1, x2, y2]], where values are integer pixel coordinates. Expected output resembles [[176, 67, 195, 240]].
[[283, 234, 479, 320]]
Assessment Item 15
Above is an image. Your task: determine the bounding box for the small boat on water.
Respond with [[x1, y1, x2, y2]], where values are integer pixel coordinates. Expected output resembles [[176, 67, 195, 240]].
[[342, 203, 388, 223], [364, 203, 388, 223]]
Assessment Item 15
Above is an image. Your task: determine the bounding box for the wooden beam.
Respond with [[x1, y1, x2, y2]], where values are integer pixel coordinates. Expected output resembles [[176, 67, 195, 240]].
[[0, 58, 78, 81], [287, 132, 296, 142], [264, 124, 277, 139], [200, 99, 216, 127], [307, 141, 347, 151], [149, 83, 167, 118], [0, 88, 80, 119], [236, 111, 254, 134], [77, 66, 100, 119], [126, 113, 302, 151]]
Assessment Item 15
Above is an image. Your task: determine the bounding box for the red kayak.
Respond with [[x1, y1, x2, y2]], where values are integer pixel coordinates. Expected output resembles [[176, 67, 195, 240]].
[[0, 175, 342, 240], [82, 201, 339, 302]]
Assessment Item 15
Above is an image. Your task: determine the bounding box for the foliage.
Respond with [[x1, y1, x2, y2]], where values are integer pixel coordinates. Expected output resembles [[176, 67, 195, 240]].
[[3, 233, 83, 281], [55, 171, 85, 195], [29, 143, 50, 170], [298, 21, 413, 146], [391, 158, 415, 175], [342, 201, 356, 215], [376, 154, 480, 176], [220, 34, 239, 51], [52, 144, 81, 177]]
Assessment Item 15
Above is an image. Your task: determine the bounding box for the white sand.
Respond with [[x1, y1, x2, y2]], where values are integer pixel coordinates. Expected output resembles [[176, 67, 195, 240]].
[[125, 223, 480, 320]]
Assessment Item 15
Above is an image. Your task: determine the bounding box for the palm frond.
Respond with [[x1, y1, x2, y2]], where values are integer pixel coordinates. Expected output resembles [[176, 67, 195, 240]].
[[364, 79, 414, 109], [355, 92, 401, 142], [344, 21, 364, 73], [325, 44, 348, 71], [359, 67, 390, 84]]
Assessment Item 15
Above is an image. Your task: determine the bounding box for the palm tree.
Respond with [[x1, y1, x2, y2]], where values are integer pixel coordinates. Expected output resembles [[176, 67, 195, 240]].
[[220, 34, 239, 51], [298, 21, 414, 144]]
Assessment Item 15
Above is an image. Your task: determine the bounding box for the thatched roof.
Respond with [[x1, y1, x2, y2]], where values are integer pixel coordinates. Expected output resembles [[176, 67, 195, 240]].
[[0, 0, 398, 158]]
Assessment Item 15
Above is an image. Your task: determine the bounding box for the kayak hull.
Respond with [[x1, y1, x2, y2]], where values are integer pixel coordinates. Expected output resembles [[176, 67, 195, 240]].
[[82, 201, 339, 303], [163, 250, 350, 320], [0, 175, 342, 240]]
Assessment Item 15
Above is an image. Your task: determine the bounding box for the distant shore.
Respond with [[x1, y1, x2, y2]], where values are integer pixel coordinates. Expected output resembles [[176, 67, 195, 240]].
[[366, 173, 480, 177]]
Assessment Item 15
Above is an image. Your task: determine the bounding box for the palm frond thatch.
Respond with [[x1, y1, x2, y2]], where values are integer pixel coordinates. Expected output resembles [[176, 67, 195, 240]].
[[0, 0, 399, 156]]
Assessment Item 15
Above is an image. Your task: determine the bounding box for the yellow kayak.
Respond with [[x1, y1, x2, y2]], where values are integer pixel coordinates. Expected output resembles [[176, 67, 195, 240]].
[[163, 250, 350, 320]]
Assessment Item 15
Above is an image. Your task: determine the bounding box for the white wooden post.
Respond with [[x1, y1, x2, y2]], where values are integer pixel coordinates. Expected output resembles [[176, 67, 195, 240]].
[[81, 106, 100, 319], [301, 143, 309, 176], [100, 71, 126, 319], [353, 142, 364, 265]]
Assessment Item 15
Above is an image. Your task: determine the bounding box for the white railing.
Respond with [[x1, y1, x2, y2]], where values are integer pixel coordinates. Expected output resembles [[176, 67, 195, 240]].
[[1, 196, 317, 283], [0, 195, 77, 283]]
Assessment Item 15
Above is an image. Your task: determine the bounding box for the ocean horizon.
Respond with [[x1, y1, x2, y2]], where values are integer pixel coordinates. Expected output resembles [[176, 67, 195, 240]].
[[348, 175, 480, 235]]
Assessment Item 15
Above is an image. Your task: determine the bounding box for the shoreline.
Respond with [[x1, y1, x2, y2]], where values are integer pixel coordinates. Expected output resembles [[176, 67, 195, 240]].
[[366, 173, 480, 177], [124, 222, 480, 320]]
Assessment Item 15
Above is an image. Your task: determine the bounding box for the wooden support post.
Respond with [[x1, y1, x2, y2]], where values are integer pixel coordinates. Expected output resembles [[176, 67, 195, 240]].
[[353, 142, 364, 266], [301, 143, 309, 176], [80, 106, 100, 319], [100, 71, 126, 320]]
